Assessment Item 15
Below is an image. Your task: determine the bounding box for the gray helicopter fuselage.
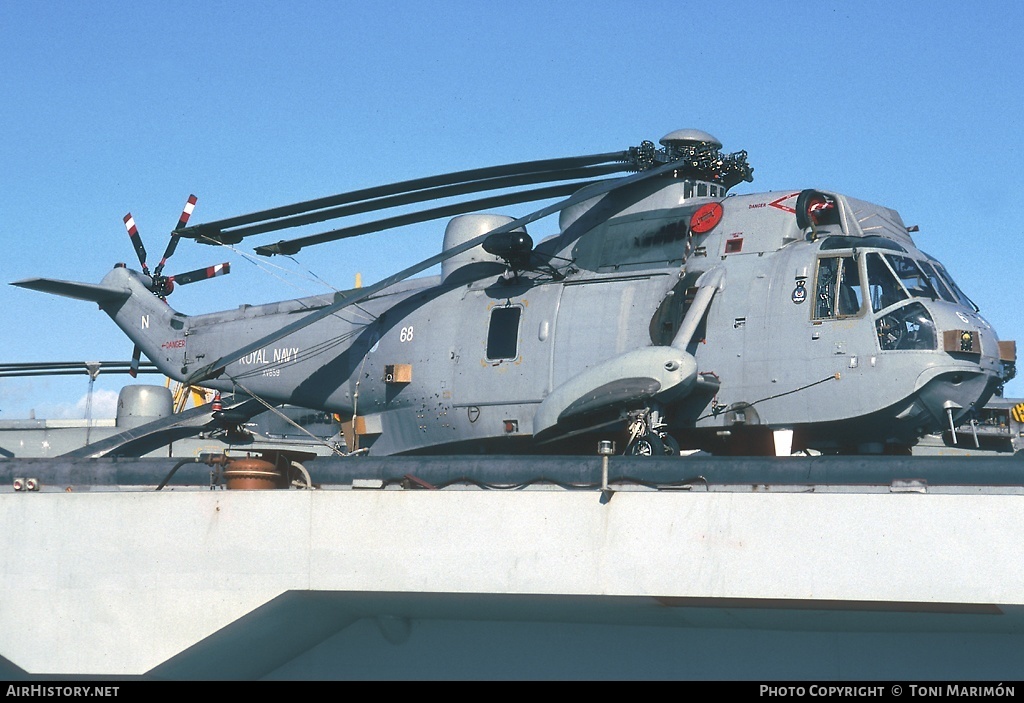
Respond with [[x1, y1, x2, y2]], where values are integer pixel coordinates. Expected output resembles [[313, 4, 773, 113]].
[[97, 175, 1006, 455]]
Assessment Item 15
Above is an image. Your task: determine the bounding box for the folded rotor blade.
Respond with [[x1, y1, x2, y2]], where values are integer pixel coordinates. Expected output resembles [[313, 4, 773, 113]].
[[60, 393, 268, 459], [214, 163, 628, 244], [175, 150, 634, 243], [0, 361, 159, 377], [254, 181, 605, 257], [170, 262, 230, 286], [185, 156, 689, 385]]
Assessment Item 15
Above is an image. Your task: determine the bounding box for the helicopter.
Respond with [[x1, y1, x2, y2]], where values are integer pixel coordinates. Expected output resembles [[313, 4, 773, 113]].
[[13, 129, 1017, 456]]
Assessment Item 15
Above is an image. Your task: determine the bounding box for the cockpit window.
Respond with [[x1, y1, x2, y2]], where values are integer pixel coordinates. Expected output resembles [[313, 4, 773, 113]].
[[917, 260, 957, 303], [820, 235, 905, 252], [813, 255, 862, 320], [931, 261, 978, 311], [866, 253, 908, 313], [884, 254, 939, 300], [876, 302, 937, 351]]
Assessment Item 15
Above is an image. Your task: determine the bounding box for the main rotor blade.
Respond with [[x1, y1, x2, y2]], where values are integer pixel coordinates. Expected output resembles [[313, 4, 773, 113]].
[[0, 361, 159, 377], [175, 150, 633, 242], [185, 156, 689, 385], [209, 163, 629, 245], [170, 262, 230, 286], [254, 181, 607, 257]]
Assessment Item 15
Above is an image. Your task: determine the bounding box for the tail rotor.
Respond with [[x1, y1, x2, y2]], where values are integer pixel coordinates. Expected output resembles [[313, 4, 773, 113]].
[[120, 194, 231, 375]]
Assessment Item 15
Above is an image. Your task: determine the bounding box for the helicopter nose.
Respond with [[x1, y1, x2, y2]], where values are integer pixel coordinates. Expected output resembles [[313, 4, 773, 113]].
[[913, 367, 1001, 433], [902, 303, 1008, 429]]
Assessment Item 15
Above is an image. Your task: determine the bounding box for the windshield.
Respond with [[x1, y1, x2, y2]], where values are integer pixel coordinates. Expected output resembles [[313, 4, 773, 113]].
[[866, 252, 975, 312], [866, 253, 908, 312], [917, 260, 958, 303], [863, 251, 966, 353], [883, 254, 939, 300], [931, 260, 978, 310]]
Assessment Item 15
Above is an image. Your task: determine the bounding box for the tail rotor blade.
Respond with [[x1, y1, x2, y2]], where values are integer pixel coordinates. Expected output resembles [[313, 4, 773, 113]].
[[170, 262, 230, 286], [129, 345, 142, 378], [123, 213, 150, 274], [155, 194, 198, 276], [175, 194, 198, 231]]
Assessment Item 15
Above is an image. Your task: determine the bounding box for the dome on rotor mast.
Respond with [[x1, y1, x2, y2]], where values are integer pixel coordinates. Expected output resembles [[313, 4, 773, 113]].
[[659, 129, 723, 150]]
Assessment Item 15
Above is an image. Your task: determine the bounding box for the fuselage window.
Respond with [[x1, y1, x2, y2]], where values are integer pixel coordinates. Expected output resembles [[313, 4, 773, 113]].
[[813, 254, 862, 320], [486, 306, 522, 360]]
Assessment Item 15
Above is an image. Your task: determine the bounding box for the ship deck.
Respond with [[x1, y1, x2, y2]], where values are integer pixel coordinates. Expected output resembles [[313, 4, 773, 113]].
[[2, 454, 1024, 680]]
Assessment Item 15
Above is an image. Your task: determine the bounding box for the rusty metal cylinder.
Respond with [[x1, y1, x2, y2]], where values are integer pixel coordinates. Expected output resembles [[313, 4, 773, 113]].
[[223, 456, 287, 490]]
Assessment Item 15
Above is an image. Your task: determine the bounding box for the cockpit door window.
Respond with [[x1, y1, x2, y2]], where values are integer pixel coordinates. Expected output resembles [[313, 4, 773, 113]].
[[838, 257, 863, 315], [813, 254, 863, 320]]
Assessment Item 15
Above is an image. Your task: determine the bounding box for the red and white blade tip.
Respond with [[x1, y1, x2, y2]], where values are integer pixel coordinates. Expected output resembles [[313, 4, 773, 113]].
[[176, 194, 198, 230]]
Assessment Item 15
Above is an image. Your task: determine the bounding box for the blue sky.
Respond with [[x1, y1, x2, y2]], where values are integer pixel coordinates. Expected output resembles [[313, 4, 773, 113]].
[[1, 0, 1022, 418]]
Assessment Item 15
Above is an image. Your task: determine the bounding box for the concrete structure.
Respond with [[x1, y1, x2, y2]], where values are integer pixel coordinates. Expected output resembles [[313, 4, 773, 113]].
[[2, 455, 1024, 680]]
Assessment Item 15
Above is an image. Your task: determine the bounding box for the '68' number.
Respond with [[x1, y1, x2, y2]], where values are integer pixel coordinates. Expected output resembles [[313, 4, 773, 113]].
[[399, 326, 414, 342]]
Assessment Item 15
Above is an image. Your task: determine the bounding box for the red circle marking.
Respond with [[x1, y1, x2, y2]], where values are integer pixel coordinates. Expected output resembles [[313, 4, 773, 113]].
[[690, 202, 723, 234]]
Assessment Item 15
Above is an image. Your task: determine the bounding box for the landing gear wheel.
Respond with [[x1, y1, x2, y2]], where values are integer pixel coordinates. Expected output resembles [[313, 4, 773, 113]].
[[661, 434, 681, 456], [628, 434, 664, 456]]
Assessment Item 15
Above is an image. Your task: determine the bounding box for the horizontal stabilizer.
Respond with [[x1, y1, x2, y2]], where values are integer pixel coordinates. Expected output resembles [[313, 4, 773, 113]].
[[11, 277, 131, 304]]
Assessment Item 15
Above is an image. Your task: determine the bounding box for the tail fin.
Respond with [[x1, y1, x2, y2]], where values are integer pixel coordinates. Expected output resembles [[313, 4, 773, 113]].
[[11, 277, 130, 304], [13, 268, 189, 382]]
